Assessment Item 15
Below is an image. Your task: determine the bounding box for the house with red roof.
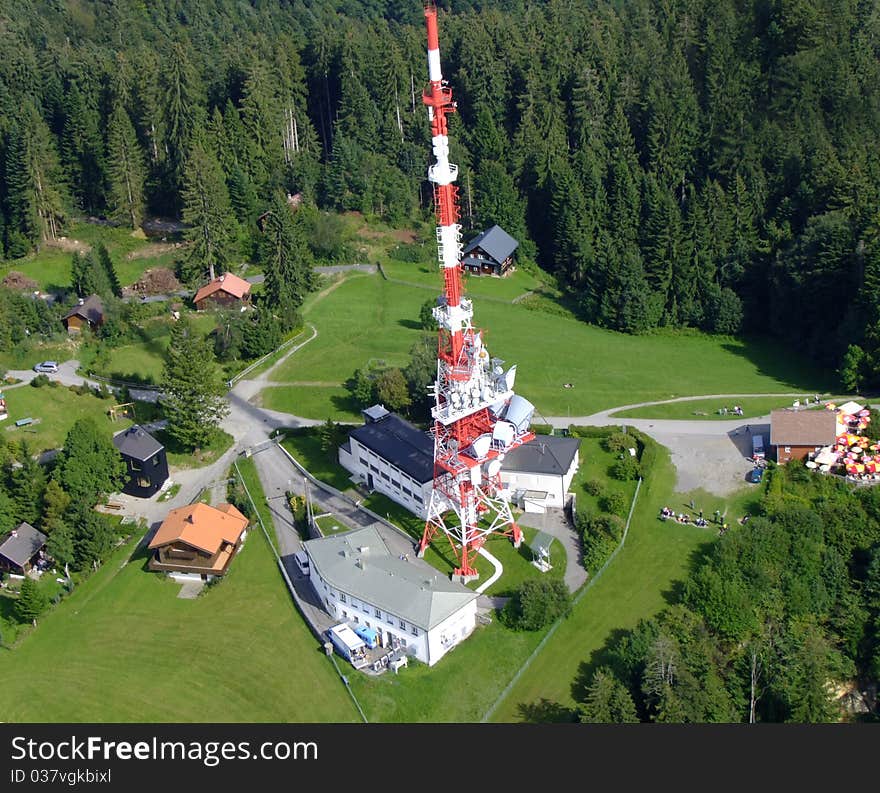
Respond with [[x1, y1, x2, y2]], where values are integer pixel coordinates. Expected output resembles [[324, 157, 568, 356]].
[[148, 502, 249, 580], [192, 272, 252, 311]]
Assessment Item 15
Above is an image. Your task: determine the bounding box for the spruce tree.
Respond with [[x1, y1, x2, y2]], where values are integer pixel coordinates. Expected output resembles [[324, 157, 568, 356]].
[[161, 317, 229, 450], [105, 101, 146, 229], [180, 142, 237, 284], [15, 578, 48, 624], [55, 418, 126, 506], [259, 191, 312, 327]]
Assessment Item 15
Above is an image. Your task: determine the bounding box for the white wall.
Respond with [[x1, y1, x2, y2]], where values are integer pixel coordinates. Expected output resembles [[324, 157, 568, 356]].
[[339, 437, 431, 519], [425, 598, 477, 665], [501, 450, 580, 509], [308, 565, 476, 666]]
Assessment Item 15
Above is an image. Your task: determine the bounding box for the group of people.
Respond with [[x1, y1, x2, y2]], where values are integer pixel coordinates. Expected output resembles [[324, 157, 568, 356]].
[[659, 506, 709, 527], [718, 405, 745, 416]]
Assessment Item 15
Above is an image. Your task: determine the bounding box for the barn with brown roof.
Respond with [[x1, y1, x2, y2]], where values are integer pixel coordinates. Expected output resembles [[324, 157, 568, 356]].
[[769, 409, 838, 464], [192, 272, 251, 311], [148, 502, 249, 580]]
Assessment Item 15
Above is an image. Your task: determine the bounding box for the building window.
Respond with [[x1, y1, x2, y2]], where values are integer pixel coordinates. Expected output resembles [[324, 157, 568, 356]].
[[131, 461, 142, 472], [366, 622, 371, 628], [400, 639, 407, 648], [342, 610, 347, 619], [152, 456, 159, 466], [784, 447, 791, 453], [353, 616, 359, 623], [369, 465, 379, 473], [380, 472, 390, 481], [410, 626, 418, 636], [375, 608, 381, 618], [359, 457, 368, 466], [339, 593, 346, 603], [399, 619, 406, 629]]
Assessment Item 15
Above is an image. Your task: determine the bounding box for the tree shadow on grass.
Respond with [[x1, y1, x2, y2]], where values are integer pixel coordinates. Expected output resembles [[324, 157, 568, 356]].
[[397, 319, 422, 330], [515, 698, 578, 723], [659, 538, 714, 607], [570, 628, 631, 704], [330, 393, 362, 417], [719, 338, 830, 391]]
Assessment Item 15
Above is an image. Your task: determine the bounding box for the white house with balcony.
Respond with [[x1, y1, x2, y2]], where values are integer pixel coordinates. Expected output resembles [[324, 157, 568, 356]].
[[303, 526, 478, 666]]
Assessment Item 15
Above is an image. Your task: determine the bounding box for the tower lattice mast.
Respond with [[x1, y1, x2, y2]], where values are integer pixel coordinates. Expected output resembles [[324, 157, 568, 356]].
[[417, 1, 535, 581]]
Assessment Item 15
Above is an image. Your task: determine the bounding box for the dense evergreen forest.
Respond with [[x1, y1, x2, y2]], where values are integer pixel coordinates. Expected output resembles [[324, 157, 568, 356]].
[[1, 0, 879, 386], [579, 461, 880, 723]]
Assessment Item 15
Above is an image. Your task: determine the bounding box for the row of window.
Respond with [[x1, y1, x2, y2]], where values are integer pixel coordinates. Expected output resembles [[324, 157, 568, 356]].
[[325, 583, 419, 636], [356, 444, 420, 492]]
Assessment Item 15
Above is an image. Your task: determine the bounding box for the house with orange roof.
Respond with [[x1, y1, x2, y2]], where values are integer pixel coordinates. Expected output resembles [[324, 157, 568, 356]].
[[192, 272, 252, 311], [148, 502, 249, 580]]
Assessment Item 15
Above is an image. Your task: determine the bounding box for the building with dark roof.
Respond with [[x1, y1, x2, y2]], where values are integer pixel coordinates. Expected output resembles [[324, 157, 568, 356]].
[[769, 408, 838, 464], [112, 425, 169, 498], [499, 434, 581, 512], [62, 295, 104, 334], [0, 522, 47, 574], [338, 406, 435, 517], [461, 224, 519, 277], [304, 526, 478, 666], [338, 407, 580, 517]]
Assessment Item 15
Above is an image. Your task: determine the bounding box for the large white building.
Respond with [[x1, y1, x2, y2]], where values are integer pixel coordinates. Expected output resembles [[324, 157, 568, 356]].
[[303, 526, 478, 666], [338, 406, 435, 518], [339, 406, 580, 516]]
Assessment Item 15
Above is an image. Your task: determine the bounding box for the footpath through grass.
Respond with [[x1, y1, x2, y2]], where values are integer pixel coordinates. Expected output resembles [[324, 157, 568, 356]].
[[611, 394, 852, 421], [488, 437, 713, 721], [267, 274, 831, 422], [0, 519, 356, 722]]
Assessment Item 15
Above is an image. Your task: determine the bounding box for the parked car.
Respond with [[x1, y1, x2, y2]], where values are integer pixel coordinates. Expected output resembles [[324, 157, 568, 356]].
[[33, 361, 59, 373], [748, 467, 764, 484]]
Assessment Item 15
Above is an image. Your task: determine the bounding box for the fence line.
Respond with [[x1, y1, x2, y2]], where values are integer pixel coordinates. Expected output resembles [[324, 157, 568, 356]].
[[480, 476, 643, 724], [227, 325, 311, 387], [274, 439, 415, 546], [232, 457, 369, 724]]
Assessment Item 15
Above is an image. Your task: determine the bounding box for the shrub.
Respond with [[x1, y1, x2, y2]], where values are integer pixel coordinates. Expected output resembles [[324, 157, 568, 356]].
[[577, 512, 625, 574], [31, 374, 50, 388], [611, 455, 640, 481], [585, 479, 604, 497], [502, 579, 572, 631], [601, 490, 628, 516], [603, 432, 630, 454]]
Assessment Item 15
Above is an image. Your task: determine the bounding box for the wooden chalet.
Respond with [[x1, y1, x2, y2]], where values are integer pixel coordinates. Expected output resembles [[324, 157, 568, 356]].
[[148, 502, 248, 579], [192, 272, 252, 311], [461, 224, 519, 277], [0, 522, 47, 575], [62, 295, 104, 334]]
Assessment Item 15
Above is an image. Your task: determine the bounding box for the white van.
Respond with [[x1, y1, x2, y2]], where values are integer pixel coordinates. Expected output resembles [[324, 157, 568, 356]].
[[752, 434, 765, 461], [293, 550, 310, 576]]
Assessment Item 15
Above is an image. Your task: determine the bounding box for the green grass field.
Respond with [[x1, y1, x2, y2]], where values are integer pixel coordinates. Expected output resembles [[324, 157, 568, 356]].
[[1, 221, 185, 291], [280, 430, 356, 492], [262, 385, 363, 424], [266, 274, 831, 421], [487, 436, 760, 721], [0, 341, 76, 373], [611, 395, 851, 421], [0, 383, 143, 454], [0, 525, 357, 722]]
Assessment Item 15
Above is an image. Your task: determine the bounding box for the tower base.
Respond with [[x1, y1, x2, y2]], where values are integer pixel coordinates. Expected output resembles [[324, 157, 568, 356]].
[[452, 569, 479, 584]]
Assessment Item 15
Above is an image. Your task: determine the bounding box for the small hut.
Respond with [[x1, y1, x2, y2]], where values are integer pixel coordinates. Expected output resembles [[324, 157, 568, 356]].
[[529, 531, 555, 572]]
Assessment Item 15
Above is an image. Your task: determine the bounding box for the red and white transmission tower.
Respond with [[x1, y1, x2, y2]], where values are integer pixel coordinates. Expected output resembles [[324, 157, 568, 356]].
[[417, 2, 535, 582]]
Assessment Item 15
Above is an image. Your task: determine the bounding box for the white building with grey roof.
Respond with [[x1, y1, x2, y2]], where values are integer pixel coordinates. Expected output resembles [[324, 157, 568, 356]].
[[339, 406, 580, 517], [303, 526, 478, 666]]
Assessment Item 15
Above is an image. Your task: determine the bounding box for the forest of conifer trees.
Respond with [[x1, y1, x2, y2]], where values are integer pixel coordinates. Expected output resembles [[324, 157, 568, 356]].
[[1, 0, 879, 386]]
